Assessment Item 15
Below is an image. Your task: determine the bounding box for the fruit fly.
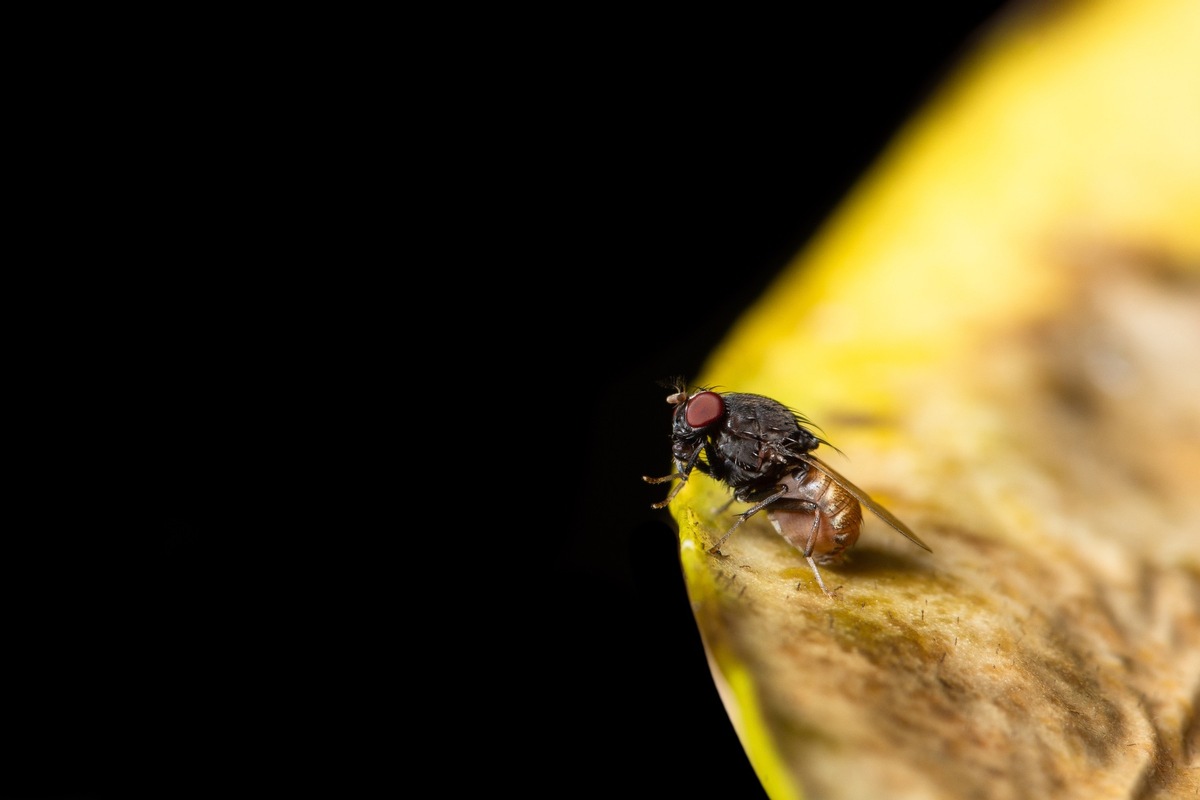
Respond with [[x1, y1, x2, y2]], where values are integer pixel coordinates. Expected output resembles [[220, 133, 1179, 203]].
[[643, 384, 930, 596]]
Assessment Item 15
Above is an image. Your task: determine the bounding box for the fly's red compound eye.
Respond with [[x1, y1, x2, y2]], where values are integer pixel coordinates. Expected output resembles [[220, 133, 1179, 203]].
[[685, 391, 725, 428]]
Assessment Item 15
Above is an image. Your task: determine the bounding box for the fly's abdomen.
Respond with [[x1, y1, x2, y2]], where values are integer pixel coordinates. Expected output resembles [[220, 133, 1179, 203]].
[[815, 485, 862, 563], [766, 468, 863, 563]]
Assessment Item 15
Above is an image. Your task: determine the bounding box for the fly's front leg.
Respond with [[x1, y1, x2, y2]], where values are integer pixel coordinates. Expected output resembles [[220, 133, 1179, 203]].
[[643, 448, 704, 509], [643, 470, 686, 509]]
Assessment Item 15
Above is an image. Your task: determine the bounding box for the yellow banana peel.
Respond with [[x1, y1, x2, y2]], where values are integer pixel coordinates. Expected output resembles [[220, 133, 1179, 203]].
[[668, 2, 1200, 798]]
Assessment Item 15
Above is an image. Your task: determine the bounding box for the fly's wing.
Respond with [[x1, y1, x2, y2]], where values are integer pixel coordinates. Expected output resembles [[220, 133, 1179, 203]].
[[796, 453, 932, 552]]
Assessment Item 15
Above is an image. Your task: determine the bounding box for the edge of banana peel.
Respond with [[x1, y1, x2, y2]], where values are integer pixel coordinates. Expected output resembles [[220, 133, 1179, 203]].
[[678, 505, 805, 800]]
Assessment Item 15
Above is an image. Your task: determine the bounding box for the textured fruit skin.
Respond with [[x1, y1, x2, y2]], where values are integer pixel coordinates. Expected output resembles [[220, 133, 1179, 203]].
[[670, 2, 1200, 798]]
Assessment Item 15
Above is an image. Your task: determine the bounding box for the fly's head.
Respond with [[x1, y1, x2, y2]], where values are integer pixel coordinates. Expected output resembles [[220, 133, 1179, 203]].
[[667, 388, 727, 465]]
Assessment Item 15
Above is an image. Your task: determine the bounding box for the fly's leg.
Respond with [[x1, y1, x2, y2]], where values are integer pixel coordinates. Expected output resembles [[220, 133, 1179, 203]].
[[643, 449, 704, 509], [713, 496, 736, 515], [805, 556, 838, 598], [765, 500, 839, 599], [794, 506, 839, 598], [707, 486, 791, 553], [643, 471, 687, 509]]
